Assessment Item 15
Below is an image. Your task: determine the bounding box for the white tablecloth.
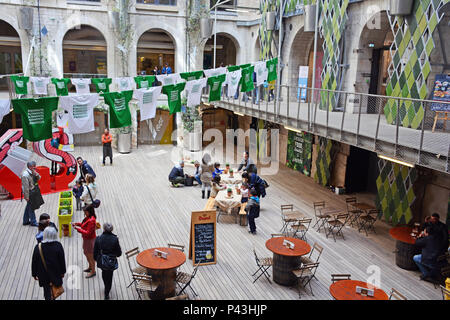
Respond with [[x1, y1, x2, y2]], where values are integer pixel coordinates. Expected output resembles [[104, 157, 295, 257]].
[[214, 188, 242, 214]]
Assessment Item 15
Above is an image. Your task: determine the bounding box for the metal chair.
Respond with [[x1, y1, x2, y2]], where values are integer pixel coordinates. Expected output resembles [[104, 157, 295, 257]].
[[389, 288, 407, 300], [345, 197, 363, 228], [252, 248, 273, 284], [292, 262, 320, 298], [125, 247, 147, 288], [325, 213, 350, 242], [280, 204, 296, 234], [176, 260, 201, 297], [358, 209, 379, 236], [168, 243, 185, 252], [331, 274, 351, 283], [440, 285, 450, 300], [289, 218, 312, 241], [312, 201, 328, 232], [132, 273, 160, 300], [300, 242, 324, 268]]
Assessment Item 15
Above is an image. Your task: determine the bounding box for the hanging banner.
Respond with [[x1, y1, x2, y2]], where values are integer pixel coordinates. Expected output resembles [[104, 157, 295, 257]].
[[286, 130, 313, 176], [297, 66, 309, 102], [431, 74, 450, 111]]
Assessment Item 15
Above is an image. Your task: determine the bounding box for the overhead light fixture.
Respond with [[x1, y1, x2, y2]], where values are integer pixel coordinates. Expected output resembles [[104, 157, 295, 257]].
[[284, 125, 302, 133], [234, 111, 244, 116], [368, 43, 375, 48], [378, 154, 415, 168]]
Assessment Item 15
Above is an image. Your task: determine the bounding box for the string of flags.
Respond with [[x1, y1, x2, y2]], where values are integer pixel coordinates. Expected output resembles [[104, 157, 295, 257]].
[[4, 57, 278, 142]]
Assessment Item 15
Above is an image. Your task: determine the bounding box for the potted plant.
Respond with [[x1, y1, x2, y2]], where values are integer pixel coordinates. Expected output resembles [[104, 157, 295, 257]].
[[227, 188, 233, 198], [229, 169, 234, 178], [57, 191, 73, 238], [224, 163, 230, 174], [236, 184, 241, 195]]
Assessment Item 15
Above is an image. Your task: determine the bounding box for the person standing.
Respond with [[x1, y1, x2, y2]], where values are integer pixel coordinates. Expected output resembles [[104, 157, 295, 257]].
[[102, 129, 113, 166], [36, 213, 58, 243], [245, 188, 260, 234], [94, 222, 122, 300], [242, 171, 266, 198], [237, 151, 257, 174], [31, 226, 66, 300], [72, 179, 84, 211], [76, 157, 96, 183], [162, 63, 172, 75], [200, 153, 214, 199], [21, 161, 41, 227], [72, 205, 97, 278], [80, 174, 98, 206]]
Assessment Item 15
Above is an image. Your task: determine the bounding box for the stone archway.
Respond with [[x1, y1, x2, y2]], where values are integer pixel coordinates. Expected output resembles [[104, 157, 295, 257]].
[[0, 20, 22, 91], [203, 32, 239, 69]]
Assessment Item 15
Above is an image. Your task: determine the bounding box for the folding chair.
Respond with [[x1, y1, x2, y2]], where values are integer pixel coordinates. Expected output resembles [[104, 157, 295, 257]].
[[125, 247, 147, 288], [252, 248, 273, 284], [289, 218, 312, 241], [345, 197, 363, 228], [176, 260, 201, 297], [312, 201, 328, 232], [325, 213, 350, 242], [331, 274, 351, 283], [132, 273, 160, 300], [168, 243, 185, 252], [358, 209, 379, 236], [280, 204, 296, 234], [440, 285, 450, 300], [389, 288, 407, 300], [300, 242, 324, 278], [292, 262, 320, 298]]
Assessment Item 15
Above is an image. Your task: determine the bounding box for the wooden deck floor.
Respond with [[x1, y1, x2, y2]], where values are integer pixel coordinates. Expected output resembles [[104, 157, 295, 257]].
[[0, 145, 442, 300]]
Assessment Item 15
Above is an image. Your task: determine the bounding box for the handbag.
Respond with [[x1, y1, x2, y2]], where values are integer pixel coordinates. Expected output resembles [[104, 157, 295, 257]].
[[38, 243, 64, 300], [97, 237, 118, 271], [86, 185, 101, 208]]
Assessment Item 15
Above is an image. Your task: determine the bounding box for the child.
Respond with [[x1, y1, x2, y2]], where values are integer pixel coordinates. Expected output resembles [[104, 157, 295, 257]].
[[240, 183, 249, 203], [245, 188, 260, 235], [211, 175, 226, 198], [72, 179, 84, 211], [212, 162, 223, 179]]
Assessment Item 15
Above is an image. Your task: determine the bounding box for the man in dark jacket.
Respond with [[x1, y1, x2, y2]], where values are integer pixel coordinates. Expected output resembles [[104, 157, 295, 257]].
[[413, 225, 441, 282], [94, 222, 122, 300], [245, 188, 260, 234], [77, 157, 96, 183], [242, 171, 266, 198], [168, 161, 185, 187], [430, 213, 449, 255], [237, 151, 257, 174], [32, 226, 66, 300]]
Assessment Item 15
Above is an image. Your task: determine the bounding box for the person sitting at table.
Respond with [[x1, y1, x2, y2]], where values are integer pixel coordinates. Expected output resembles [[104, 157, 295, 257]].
[[429, 213, 449, 256], [242, 171, 266, 198], [237, 151, 257, 174], [212, 162, 223, 179], [413, 225, 441, 283], [168, 161, 185, 187], [193, 161, 202, 186], [240, 183, 249, 204], [245, 188, 260, 235], [210, 175, 226, 198]]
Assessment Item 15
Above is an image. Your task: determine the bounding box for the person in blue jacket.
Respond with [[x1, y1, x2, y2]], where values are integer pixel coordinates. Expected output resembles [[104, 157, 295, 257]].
[[245, 188, 260, 234], [77, 157, 96, 183], [242, 171, 266, 198], [212, 162, 223, 179], [169, 161, 185, 187]]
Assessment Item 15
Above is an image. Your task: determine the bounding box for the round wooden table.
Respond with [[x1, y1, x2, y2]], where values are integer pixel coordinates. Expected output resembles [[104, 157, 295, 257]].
[[136, 247, 186, 300], [389, 226, 420, 270], [265, 237, 311, 286], [329, 280, 389, 300]]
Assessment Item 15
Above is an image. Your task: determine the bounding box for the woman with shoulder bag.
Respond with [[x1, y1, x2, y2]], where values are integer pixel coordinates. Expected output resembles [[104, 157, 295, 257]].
[[80, 174, 99, 207], [31, 226, 66, 300], [93, 222, 122, 300], [72, 204, 97, 278]]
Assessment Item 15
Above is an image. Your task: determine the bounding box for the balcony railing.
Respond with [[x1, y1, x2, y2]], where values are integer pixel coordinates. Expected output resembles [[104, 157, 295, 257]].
[[136, 0, 177, 5], [207, 84, 450, 174]]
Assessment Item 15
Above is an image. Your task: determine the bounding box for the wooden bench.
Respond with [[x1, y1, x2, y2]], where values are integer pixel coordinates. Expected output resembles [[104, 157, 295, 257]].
[[203, 197, 216, 211], [239, 203, 248, 226]]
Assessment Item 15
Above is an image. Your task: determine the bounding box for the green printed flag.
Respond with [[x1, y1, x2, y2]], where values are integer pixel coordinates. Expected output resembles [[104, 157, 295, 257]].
[[240, 66, 255, 93], [162, 82, 186, 114], [51, 78, 71, 96], [180, 71, 204, 82], [134, 75, 156, 89], [12, 97, 59, 141], [227, 65, 240, 72], [207, 74, 226, 102], [102, 90, 133, 128], [266, 57, 278, 82], [10, 76, 30, 95], [91, 78, 112, 93]]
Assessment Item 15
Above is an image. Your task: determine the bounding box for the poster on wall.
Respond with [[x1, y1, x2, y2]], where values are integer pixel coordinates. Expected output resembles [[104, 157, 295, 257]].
[[286, 130, 312, 176], [297, 66, 309, 102], [431, 74, 450, 111]]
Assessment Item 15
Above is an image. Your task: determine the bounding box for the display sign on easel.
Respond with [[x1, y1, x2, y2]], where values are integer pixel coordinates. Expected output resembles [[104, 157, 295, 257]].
[[189, 210, 217, 266]]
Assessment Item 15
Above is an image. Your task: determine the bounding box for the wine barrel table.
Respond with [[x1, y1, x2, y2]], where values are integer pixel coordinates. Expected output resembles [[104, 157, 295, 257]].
[[136, 247, 186, 300], [265, 237, 311, 286], [389, 226, 420, 270], [329, 280, 389, 300]]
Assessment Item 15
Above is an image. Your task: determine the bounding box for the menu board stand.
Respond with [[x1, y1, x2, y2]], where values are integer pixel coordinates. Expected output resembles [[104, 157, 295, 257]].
[[189, 210, 217, 266]]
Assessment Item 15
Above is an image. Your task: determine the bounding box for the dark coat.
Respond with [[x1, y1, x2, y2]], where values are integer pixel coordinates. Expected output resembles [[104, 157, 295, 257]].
[[31, 242, 66, 287], [434, 221, 449, 255], [248, 173, 266, 198], [93, 232, 122, 265], [168, 165, 184, 181], [72, 185, 84, 198], [79, 160, 96, 180], [245, 196, 260, 218], [415, 233, 441, 266]]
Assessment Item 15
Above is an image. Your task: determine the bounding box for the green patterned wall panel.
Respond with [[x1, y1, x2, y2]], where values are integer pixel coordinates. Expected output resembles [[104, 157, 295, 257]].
[[314, 136, 334, 186], [374, 159, 418, 225], [385, 0, 450, 129]]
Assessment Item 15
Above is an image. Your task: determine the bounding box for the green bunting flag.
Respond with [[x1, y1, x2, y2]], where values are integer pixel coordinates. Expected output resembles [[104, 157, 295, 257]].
[[240, 66, 255, 93], [12, 97, 59, 141], [51, 78, 71, 96], [92, 78, 112, 93], [207, 74, 226, 102], [266, 57, 278, 82], [180, 71, 204, 82], [162, 82, 186, 114], [134, 75, 156, 89], [102, 90, 133, 128], [10, 76, 30, 95]]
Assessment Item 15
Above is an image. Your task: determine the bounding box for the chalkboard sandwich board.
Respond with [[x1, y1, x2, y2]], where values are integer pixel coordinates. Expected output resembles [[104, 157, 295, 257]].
[[189, 210, 217, 266]]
